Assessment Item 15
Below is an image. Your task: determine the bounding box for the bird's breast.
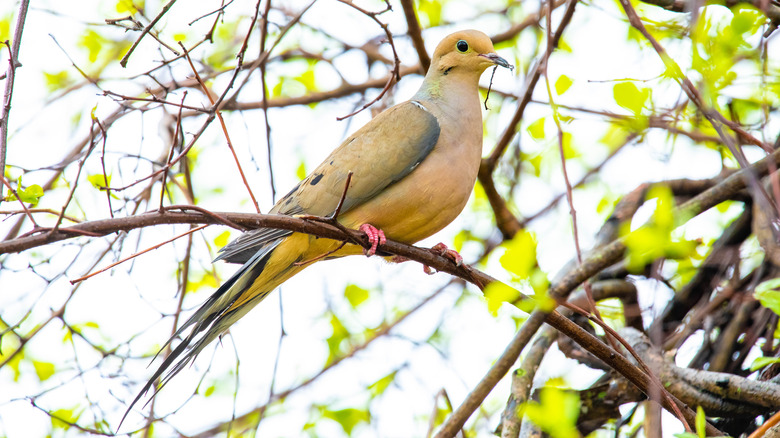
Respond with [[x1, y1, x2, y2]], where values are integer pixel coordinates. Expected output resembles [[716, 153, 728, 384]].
[[340, 108, 483, 244]]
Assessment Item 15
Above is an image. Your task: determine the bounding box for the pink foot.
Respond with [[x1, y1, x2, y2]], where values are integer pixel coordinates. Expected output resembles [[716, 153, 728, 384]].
[[431, 243, 463, 266], [359, 224, 386, 257], [390, 243, 463, 275]]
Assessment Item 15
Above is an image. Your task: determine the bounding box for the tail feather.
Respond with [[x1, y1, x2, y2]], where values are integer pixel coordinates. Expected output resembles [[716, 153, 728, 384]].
[[119, 239, 282, 429]]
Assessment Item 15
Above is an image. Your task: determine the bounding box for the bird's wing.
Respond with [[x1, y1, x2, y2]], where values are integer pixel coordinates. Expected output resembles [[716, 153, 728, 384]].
[[215, 101, 440, 264]]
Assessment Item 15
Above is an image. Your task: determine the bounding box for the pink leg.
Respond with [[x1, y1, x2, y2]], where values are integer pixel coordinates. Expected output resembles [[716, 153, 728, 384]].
[[359, 224, 386, 257]]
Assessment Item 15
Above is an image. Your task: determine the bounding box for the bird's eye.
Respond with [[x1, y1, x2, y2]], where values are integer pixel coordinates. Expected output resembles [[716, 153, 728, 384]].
[[456, 40, 469, 53]]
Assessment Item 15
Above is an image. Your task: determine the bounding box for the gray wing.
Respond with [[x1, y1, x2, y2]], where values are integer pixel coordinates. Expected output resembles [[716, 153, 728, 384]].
[[215, 101, 440, 264]]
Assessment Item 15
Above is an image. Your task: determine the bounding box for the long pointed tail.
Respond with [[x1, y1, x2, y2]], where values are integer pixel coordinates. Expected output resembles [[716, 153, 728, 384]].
[[120, 238, 286, 427]]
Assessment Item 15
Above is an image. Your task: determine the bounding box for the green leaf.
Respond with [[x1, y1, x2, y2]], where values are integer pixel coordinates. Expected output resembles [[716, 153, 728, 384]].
[[214, 230, 231, 248], [325, 313, 349, 364], [203, 384, 216, 397], [561, 132, 578, 159], [187, 271, 219, 293], [115, 0, 143, 14], [730, 6, 764, 35], [484, 282, 522, 316], [528, 153, 543, 177], [43, 70, 72, 93], [613, 81, 650, 115], [344, 284, 369, 308], [0, 15, 11, 42], [321, 407, 370, 435], [417, 0, 442, 27], [623, 185, 699, 272], [527, 118, 546, 140], [2, 347, 23, 381], [32, 360, 56, 382], [368, 370, 398, 396], [530, 276, 554, 311], [79, 30, 107, 63], [750, 356, 780, 371], [13, 183, 44, 206], [599, 124, 631, 151], [524, 387, 580, 438], [755, 278, 780, 316], [296, 161, 307, 180], [87, 173, 111, 190], [452, 229, 473, 252], [555, 75, 573, 95], [696, 406, 706, 438], [500, 230, 537, 278], [51, 407, 80, 430]]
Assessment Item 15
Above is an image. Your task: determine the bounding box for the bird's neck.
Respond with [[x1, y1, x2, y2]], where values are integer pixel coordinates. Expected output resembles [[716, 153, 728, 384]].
[[413, 70, 482, 113]]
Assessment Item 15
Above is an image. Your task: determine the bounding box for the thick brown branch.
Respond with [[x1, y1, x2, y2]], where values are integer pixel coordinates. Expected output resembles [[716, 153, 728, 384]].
[[399, 0, 430, 71]]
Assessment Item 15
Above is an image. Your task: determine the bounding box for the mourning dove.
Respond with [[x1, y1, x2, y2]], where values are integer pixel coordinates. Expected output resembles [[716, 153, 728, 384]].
[[123, 29, 511, 420]]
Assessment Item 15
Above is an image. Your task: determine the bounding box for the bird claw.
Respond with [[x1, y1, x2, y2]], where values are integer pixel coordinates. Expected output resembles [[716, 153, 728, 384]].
[[431, 243, 463, 267], [390, 243, 462, 274], [359, 224, 386, 257]]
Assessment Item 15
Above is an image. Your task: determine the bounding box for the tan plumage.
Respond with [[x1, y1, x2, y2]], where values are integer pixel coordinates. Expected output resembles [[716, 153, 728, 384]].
[[122, 30, 511, 422]]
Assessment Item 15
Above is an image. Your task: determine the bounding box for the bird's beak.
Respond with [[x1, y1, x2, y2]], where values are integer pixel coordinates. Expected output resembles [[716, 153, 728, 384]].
[[480, 53, 514, 70]]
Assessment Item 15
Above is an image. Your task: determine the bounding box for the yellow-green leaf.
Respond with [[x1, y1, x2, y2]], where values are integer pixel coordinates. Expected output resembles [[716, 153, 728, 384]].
[[696, 406, 706, 438], [368, 370, 398, 396], [555, 75, 573, 95], [527, 118, 546, 141], [524, 387, 580, 438], [115, 0, 142, 14], [750, 356, 780, 371], [51, 407, 80, 430], [79, 30, 106, 63], [214, 230, 231, 248], [344, 284, 369, 308], [613, 81, 650, 115], [296, 161, 307, 180], [321, 407, 370, 435], [755, 278, 780, 316], [484, 282, 522, 316], [13, 184, 44, 206], [87, 173, 111, 190], [43, 70, 72, 93], [499, 230, 537, 278], [33, 360, 56, 382]]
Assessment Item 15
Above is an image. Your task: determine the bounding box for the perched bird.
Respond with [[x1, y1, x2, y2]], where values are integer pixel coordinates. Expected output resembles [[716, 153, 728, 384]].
[[124, 30, 511, 420]]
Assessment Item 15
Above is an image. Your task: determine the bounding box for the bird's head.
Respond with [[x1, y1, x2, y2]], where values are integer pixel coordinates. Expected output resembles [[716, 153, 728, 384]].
[[429, 30, 513, 79]]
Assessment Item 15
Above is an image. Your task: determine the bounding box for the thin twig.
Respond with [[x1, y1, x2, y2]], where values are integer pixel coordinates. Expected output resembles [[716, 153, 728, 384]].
[[258, 0, 277, 202], [51, 118, 100, 235], [0, 176, 37, 227], [118, 0, 179, 67], [0, 0, 31, 201], [158, 93, 187, 212], [69, 225, 207, 284], [96, 120, 114, 218], [334, 0, 401, 121], [178, 42, 261, 213]]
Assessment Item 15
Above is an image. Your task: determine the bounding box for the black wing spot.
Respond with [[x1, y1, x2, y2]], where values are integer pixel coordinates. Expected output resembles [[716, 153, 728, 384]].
[[311, 173, 324, 185], [282, 181, 302, 199]]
